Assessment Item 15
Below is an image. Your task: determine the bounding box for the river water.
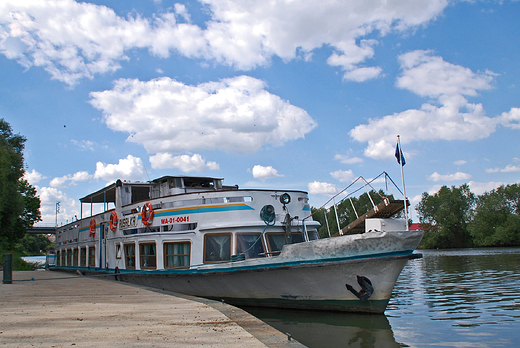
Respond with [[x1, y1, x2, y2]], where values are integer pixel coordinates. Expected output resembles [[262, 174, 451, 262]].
[[242, 248, 520, 348]]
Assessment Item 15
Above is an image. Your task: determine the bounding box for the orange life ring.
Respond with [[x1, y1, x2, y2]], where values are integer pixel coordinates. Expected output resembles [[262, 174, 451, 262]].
[[89, 218, 96, 237], [141, 202, 154, 226], [109, 211, 118, 231]]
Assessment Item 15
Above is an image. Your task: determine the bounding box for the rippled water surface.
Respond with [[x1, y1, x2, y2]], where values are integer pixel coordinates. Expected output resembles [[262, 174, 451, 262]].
[[243, 248, 520, 348]]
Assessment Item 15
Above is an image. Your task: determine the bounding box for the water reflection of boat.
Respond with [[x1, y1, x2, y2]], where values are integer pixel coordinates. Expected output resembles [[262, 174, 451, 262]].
[[241, 306, 401, 348], [49, 174, 423, 313]]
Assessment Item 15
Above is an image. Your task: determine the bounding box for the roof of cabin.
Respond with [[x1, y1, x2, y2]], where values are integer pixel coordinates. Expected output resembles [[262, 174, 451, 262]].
[[79, 176, 227, 204]]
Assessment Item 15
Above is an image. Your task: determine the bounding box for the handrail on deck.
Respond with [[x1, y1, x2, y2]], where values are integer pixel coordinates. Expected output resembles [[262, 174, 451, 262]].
[[305, 172, 406, 237]]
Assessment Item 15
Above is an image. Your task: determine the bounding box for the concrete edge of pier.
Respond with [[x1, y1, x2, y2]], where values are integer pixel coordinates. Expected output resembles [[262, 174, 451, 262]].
[[1, 270, 306, 348], [123, 280, 306, 348]]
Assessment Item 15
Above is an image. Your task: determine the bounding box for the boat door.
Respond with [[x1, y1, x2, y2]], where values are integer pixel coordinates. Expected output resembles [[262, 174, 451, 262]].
[[99, 223, 107, 269]]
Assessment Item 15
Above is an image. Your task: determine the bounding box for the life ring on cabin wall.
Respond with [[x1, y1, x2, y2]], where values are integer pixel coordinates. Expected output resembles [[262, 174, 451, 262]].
[[89, 218, 96, 237], [109, 211, 118, 232], [141, 202, 154, 226]]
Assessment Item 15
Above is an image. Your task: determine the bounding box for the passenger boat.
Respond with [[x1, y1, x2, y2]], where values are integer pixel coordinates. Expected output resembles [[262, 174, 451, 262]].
[[49, 174, 423, 313]]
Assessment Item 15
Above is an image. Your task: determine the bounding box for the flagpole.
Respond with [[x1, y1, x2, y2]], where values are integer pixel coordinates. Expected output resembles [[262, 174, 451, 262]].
[[397, 135, 409, 231]]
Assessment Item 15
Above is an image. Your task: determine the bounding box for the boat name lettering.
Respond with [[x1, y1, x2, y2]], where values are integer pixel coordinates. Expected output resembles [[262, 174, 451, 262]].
[[120, 216, 137, 229], [161, 216, 190, 225]]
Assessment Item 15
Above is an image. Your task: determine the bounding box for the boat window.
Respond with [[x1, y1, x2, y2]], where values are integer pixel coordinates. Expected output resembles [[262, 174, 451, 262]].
[[307, 229, 319, 241], [162, 223, 197, 232], [88, 247, 96, 267], [80, 247, 87, 266], [298, 197, 309, 203], [226, 197, 244, 203], [131, 186, 150, 203], [138, 226, 160, 234], [169, 178, 182, 188], [57, 250, 62, 266], [140, 243, 157, 269], [266, 233, 287, 254], [66, 250, 71, 266], [236, 233, 265, 259], [164, 242, 191, 269], [72, 248, 78, 267], [204, 234, 231, 263], [289, 233, 304, 244], [206, 197, 224, 204], [116, 244, 122, 259], [122, 228, 138, 235], [124, 244, 136, 269]]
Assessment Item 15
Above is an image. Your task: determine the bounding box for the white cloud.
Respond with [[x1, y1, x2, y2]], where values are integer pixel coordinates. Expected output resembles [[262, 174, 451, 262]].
[[428, 171, 472, 182], [50, 171, 91, 187], [497, 108, 520, 129], [330, 169, 355, 183], [485, 164, 520, 173], [350, 50, 503, 160], [90, 76, 317, 155], [23, 169, 45, 184], [454, 160, 467, 166], [71, 139, 95, 151], [251, 165, 283, 181], [308, 181, 337, 195], [468, 181, 507, 196], [150, 153, 219, 172], [37, 186, 78, 225], [94, 155, 147, 183], [0, 0, 449, 85], [334, 154, 363, 164]]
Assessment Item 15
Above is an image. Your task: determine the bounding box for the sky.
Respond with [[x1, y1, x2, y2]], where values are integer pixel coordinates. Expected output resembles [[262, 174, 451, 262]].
[[1, 0, 520, 226]]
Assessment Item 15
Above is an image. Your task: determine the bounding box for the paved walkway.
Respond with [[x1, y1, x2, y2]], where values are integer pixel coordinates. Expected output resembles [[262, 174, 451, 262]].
[[1, 270, 305, 348]]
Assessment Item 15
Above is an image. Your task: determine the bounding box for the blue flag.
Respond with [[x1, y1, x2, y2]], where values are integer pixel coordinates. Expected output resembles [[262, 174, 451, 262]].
[[395, 143, 406, 166]]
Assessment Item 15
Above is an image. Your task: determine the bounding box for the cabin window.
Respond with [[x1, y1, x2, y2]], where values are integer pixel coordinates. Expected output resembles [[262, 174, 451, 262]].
[[138, 226, 160, 234], [164, 242, 191, 269], [289, 233, 304, 244], [116, 244, 122, 259], [307, 229, 319, 241], [88, 247, 96, 267], [140, 243, 157, 269], [162, 223, 197, 232], [57, 251, 62, 266], [236, 233, 265, 258], [169, 178, 182, 188], [72, 248, 78, 267], [204, 234, 231, 263], [66, 250, 71, 266], [80, 247, 87, 266], [266, 233, 287, 254], [124, 244, 136, 269]]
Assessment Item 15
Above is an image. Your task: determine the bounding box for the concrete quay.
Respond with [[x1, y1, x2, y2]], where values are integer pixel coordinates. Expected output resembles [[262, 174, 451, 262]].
[[1, 270, 305, 348]]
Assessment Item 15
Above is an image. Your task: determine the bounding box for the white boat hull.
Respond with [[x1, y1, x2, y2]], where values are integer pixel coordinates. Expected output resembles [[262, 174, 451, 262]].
[[117, 252, 419, 313]]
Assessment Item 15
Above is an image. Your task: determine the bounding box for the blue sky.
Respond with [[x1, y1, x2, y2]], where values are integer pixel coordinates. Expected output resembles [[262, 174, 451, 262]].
[[1, 0, 520, 226]]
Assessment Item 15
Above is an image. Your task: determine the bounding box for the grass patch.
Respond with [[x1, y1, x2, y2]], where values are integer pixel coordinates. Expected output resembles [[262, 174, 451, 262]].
[[1, 250, 42, 271]]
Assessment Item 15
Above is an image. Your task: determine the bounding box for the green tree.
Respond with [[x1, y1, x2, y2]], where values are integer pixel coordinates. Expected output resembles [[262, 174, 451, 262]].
[[470, 184, 520, 247], [0, 118, 41, 250], [416, 184, 475, 249], [18, 234, 54, 255]]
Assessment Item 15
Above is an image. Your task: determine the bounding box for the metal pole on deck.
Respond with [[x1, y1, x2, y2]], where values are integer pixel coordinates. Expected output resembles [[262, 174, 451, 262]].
[[333, 198, 342, 236], [324, 208, 331, 238], [397, 135, 409, 231]]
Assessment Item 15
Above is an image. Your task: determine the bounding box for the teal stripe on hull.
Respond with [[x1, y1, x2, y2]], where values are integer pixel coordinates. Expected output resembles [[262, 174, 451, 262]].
[[49, 251, 419, 276]]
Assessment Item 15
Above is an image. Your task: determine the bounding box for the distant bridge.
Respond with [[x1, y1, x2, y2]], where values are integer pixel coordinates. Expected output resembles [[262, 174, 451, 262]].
[[27, 225, 56, 235]]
